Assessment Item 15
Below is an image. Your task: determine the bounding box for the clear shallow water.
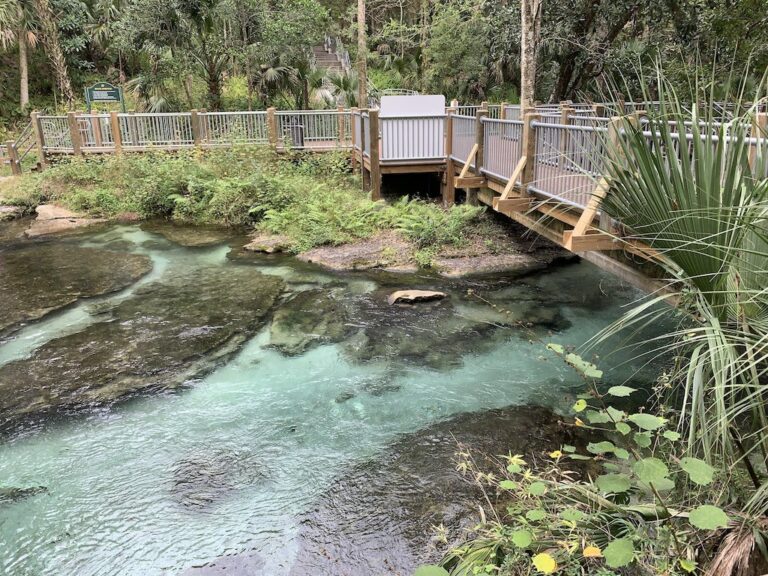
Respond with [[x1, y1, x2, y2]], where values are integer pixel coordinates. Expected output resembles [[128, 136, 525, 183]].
[[0, 225, 654, 575]]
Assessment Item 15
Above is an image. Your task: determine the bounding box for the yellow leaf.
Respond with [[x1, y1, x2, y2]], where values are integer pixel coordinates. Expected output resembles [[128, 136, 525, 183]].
[[532, 552, 557, 574], [583, 545, 602, 558], [548, 450, 563, 459], [575, 418, 584, 427]]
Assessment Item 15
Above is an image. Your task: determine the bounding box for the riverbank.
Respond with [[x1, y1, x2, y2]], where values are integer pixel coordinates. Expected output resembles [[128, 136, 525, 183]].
[[0, 148, 571, 275]]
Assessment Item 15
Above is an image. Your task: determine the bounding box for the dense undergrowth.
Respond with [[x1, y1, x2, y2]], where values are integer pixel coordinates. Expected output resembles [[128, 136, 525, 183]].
[[0, 148, 484, 256]]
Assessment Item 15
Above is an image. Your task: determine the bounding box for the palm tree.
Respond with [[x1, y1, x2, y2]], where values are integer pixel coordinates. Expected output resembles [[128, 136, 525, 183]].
[[32, 0, 75, 108], [327, 71, 358, 107], [0, 0, 37, 112]]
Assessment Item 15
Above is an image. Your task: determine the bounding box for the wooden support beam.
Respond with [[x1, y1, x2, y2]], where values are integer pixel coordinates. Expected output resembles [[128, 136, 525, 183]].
[[469, 105, 488, 205], [500, 101, 508, 120], [191, 110, 202, 147], [563, 229, 621, 252], [493, 197, 534, 214], [499, 156, 527, 200], [92, 115, 103, 148], [455, 175, 486, 188], [337, 106, 345, 146], [67, 112, 82, 156], [110, 112, 122, 154], [31, 111, 47, 167], [6, 140, 20, 175], [458, 144, 478, 179], [350, 107, 358, 170], [369, 109, 381, 200]]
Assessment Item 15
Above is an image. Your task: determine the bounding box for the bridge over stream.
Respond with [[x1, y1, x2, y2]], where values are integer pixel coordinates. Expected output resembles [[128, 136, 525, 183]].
[[5, 97, 764, 294]]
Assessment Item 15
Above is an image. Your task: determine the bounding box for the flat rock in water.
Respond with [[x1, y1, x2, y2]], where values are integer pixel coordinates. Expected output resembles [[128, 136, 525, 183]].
[[0, 244, 153, 336], [25, 204, 107, 238], [269, 288, 354, 355], [434, 252, 558, 278], [0, 206, 21, 222], [297, 231, 415, 272], [289, 406, 583, 575], [244, 232, 291, 254], [142, 221, 234, 247], [0, 266, 283, 428], [387, 289, 447, 305]]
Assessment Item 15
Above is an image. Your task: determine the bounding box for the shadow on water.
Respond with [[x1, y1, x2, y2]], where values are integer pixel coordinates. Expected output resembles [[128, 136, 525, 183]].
[[0, 222, 666, 575]]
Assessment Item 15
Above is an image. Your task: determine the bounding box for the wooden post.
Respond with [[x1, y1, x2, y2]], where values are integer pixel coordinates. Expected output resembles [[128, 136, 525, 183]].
[[267, 107, 278, 148], [67, 111, 82, 156], [91, 115, 103, 148], [444, 107, 456, 207], [337, 106, 346, 146], [749, 112, 767, 170], [6, 141, 20, 175], [593, 103, 605, 117], [110, 111, 122, 155], [468, 105, 488, 206], [368, 108, 381, 201], [360, 108, 369, 191], [450, 98, 459, 109], [520, 112, 539, 193], [500, 101, 508, 120], [350, 107, 359, 170], [31, 111, 47, 167], [190, 109, 202, 147]]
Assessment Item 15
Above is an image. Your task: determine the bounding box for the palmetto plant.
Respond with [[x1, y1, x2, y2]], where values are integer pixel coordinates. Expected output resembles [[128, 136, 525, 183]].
[[594, 67, 768, 507]]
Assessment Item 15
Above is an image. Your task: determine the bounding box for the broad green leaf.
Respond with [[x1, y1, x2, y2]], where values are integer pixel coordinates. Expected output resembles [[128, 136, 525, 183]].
[[634, 432, 652, 448], [499, 480, 518, 490], [628, 413, 666, 431], [507, 463, 522, 474], [532, 552, 557, 574], [527, 482, 547, 496], [595, 473, 632, 493], [602, 462, 620, 472], [587, 441, 616, 455], [546, 343, 565, 355], [615, 422, 631, 435], [565, 352, 603, 379], [680, 457, 715, 486], [414, 566, 449, 576], [511, 529, 533, 548], [606, 406, 627, 421], [586, 410, 611, 424], [679, 559, 697, 573], [663, 431, 681, 441], [637, 476, 675, 493], [562, 444, 576, 453], [526, 508, 547, 521], [573, 399, 587, 412], [689, 505, 729, 530], [603, 537, 635, 568], [560, 508, 585, 522], [632, 457, 669, 484], [613, 448, 630, 460], [607, 385, 637, 397]]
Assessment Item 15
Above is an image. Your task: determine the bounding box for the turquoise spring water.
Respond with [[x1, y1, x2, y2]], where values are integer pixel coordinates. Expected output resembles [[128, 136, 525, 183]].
[[0, 225, 655, 575]]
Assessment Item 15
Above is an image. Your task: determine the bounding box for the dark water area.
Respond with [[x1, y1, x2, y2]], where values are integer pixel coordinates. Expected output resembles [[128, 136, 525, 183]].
[[0, 223, 658, 575]]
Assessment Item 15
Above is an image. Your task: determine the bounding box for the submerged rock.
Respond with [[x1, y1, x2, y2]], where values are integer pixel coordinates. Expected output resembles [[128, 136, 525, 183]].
[[0, 244, 153, 337], [0, 206, 21, 222], [0, 266, 283, 427], [387, 289, 447, 305], [0, 485, 48, 505], [142, 221, 235, 247], [433, 252, 566, 278], [244, 232, 291, 254], [25, 204, 107, 238], [171, 448, 267, 510], [269, 288, 354, 356], [297, 231, 415, 272], [290, 405, 581, 575]]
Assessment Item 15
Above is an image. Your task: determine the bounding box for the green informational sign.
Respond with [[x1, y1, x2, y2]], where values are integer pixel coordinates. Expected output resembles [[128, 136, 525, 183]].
[[85, 82, 125, 112]]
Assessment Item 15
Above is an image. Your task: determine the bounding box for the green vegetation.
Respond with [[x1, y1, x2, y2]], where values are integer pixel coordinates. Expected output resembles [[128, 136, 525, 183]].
[[0, 148, 483, 257]]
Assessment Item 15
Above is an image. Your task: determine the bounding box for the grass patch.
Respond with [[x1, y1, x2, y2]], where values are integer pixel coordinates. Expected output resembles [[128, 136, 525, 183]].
[[0, 147, 485, 259]]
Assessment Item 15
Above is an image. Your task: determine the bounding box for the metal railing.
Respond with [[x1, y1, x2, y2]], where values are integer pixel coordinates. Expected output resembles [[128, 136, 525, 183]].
[[450, 114, 476, 166], [481, 118, 524, 182], [202, 111, 269, 144], [352, 110, 362, 151], [380, 115, 445, 162], [119, 113, 194, 148], [276, 110, 348, 149], [39, 115, 72, 152], [362, 112, 371, 158]]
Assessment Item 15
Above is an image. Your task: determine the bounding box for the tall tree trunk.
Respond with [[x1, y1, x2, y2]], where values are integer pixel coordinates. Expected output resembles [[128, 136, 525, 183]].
[[520, 0, 542, 111], [18, 32, 29, 112], [33, 0, 75, 109], [357, 0, 367, 108], [207, 69, 222, 111]]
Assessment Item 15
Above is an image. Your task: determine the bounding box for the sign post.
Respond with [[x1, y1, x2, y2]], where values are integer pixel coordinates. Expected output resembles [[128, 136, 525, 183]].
[[84, 82, 125, 113]]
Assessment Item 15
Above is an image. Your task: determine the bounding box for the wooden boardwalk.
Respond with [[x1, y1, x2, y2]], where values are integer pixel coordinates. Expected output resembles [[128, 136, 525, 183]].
[[20, 101, 761, 293]]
